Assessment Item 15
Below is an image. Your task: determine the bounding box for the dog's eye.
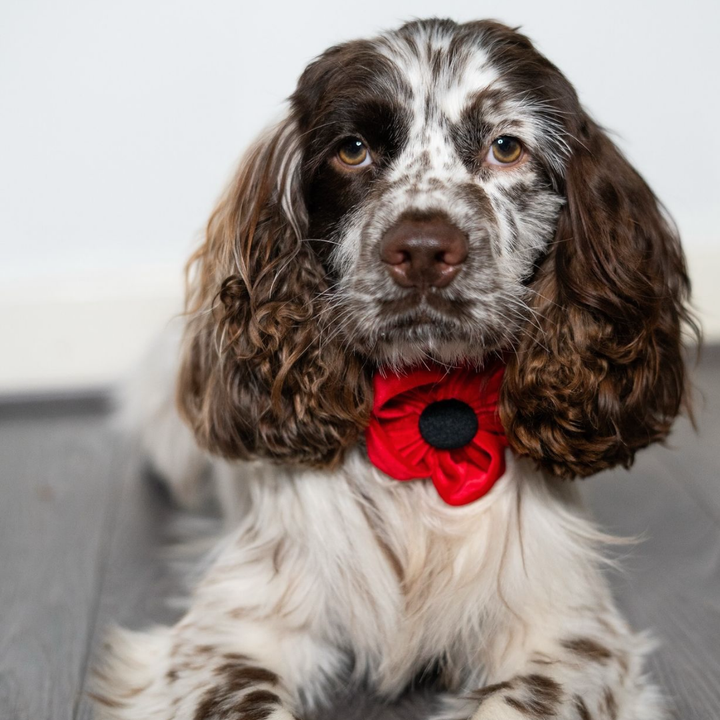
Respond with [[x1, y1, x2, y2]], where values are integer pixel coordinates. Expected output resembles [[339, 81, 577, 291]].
[[337, 138, 371, 167], [487, 136, 524, 166]]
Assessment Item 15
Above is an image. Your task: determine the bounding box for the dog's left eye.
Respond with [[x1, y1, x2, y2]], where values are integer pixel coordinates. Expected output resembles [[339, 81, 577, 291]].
[[486, 136, 524, 166], [337, 138, 372, 167]]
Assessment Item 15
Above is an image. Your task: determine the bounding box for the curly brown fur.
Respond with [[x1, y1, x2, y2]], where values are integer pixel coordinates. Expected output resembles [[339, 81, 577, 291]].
[[177, 120, 372, 467], [499, 114, 696, 478]]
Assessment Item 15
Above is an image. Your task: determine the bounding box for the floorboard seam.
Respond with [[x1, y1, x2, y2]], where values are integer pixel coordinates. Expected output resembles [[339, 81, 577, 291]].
[[72, 440, 132, 720]]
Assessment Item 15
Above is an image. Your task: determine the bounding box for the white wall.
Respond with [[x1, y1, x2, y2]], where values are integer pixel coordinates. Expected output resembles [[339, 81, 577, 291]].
[[1, 0, 718, 392]]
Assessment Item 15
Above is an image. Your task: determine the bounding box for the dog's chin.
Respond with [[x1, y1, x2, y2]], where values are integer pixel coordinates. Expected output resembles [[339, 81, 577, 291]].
[[351, 317, 509, 368]]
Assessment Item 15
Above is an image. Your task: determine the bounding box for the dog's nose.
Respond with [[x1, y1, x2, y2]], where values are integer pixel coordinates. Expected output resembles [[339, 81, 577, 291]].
[[380, 217, 468, 289]]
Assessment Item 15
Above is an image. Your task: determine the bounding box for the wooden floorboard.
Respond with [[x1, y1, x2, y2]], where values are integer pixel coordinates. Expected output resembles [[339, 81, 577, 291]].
[[0, 352, 717, 720], [74, 456, 215, 720], [0, 412, 122, 720]]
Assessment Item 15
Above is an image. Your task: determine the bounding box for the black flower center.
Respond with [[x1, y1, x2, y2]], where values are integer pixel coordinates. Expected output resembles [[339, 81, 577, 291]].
[[418, 399, 478, 450]]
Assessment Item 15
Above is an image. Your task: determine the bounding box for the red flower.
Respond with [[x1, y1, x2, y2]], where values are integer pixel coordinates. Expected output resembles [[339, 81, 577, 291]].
[[365, 363, 508, 506]]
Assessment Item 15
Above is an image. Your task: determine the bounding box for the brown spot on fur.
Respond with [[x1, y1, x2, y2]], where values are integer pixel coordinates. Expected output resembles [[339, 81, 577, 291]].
[[224, 652, 251, 662], [470, 681, 513, 703], [166, 668, 179, 683], [602, 687, 618, 720], [218, 664, 279, 693], [504, 696, 537, 716], [562, 637, 613, 664], [193, 659, 281, 719], [87, 691, 124, 709], [235, 689, 282, 720], [617, 652, 629, 674], [502, 674, 563, 716], [272, 540, 286, 575], [358, 492, 404, 583], [521, 673, 562, 699], [194, 689, 222, 720], [574, 695, 593, 720]]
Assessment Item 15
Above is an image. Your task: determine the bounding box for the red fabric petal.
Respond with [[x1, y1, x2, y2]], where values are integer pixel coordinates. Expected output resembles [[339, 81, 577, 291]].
[[365, 363, 508, 506]]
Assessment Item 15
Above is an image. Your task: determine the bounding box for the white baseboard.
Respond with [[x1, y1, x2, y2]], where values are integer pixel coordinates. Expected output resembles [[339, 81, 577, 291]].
[[1, 250, 718, 396], [686, 247, 720, 343], [0, 266, 184, 395]]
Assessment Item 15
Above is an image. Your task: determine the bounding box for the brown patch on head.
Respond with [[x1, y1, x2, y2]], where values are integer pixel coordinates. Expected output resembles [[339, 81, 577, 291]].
[[561, 637, 613, 664], [294, 39, 410, 262]]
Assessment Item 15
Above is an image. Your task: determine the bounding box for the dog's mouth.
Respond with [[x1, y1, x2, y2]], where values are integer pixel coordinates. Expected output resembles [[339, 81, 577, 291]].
[[347, 303, 509, 365], [335, 280, 521, 365], [377, 289, 474, 319]]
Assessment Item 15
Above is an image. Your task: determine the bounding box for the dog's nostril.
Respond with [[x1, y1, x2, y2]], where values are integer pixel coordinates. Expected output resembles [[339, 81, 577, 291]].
[[380, 217, 468, 289]]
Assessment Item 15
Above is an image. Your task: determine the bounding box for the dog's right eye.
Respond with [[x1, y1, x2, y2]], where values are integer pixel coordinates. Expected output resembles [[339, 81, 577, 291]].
[[337, 138, 371, 168]]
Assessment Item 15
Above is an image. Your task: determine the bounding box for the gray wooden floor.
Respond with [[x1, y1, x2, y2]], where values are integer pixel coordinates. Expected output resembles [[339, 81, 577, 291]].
[[1, 350, 719, 720]]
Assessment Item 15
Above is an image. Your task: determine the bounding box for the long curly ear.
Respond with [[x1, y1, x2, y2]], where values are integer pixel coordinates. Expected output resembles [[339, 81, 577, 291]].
[[500, 115, 698, 478], [177, 117, 372, 467]]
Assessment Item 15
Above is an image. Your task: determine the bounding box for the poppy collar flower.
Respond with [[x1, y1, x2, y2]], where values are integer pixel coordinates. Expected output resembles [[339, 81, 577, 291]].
[[365, 363, 508, 506]]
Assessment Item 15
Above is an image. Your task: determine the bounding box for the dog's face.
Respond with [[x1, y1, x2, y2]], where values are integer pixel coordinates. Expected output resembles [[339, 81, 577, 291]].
[[294, 22, 567, 365], [178, 19, 693, 478]]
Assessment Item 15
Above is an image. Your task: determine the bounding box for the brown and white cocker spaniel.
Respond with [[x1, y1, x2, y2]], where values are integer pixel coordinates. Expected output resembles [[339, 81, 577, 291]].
[[95, 18, 696, 720]]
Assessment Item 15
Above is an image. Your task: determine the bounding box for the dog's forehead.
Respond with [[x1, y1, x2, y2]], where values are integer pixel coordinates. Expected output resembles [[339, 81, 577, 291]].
[[374, 25, 500, 124]]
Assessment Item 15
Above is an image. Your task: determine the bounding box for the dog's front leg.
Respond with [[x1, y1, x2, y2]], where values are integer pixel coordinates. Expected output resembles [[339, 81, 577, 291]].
[[91, 521, 344, 720], [436, 604, 665, 720]]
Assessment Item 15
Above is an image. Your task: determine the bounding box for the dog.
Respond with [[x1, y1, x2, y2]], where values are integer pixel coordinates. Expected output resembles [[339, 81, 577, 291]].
[[93, 18, 696, 720]]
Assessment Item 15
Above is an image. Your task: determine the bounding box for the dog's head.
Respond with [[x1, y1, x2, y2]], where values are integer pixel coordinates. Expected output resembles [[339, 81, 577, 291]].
[[178, 19, 696, 478]]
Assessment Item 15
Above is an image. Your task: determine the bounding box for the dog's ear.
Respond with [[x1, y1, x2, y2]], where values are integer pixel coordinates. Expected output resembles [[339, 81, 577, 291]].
[[501, 115, 698, 478], [177, 117, 371, 467]]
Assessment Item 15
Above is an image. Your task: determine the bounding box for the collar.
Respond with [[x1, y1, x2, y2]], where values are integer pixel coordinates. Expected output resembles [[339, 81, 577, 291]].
[[365, 363, 508, 506]]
